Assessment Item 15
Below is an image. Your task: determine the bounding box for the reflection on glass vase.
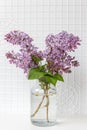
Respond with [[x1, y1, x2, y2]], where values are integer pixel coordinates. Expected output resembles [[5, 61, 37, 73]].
[[31, 80, 57, 127]]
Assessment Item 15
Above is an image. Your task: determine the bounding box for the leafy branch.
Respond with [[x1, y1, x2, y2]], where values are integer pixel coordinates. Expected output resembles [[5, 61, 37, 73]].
[[28, 66, 64, 86]]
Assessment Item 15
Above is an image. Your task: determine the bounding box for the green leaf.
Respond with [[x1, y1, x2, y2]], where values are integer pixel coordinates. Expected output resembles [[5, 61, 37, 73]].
[[44, 75, 57, 86], [28, 67, 64, 86], [28, 68, 46, 79], [38, 65, 46, 71], [39, 77, 49, 84], [39, 74, 58, 86], [32, 55, 41, 63], [54, 73, 64, 82]]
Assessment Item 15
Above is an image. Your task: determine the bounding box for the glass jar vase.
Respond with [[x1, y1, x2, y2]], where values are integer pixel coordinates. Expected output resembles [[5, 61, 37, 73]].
[[31, 80, 57, 127]]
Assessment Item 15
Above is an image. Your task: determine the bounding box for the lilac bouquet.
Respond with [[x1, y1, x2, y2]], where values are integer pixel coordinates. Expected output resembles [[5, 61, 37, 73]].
[[5, 30, 80, 86], [5, 30, 81, 122]]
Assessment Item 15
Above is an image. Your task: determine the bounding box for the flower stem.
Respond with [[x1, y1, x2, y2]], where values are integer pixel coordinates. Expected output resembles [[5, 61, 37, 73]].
[[31, 87, 50, 122], [46, 89, 49, 122], [31, 94, 45, 117]]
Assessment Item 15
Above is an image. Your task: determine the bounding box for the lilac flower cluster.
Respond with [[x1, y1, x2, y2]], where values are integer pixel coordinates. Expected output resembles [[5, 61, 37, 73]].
[[5, 30, 80, 76], [5, 31, 43, 73], [44, 31, 80, 74]]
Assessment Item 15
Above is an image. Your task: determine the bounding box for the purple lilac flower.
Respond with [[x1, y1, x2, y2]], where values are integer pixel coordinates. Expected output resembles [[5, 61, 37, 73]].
[[6, 50, 42, 73], [5, 30, 33, 46], [5, 30, 80, 76], [46, 31, 80, 52], [44, 31, 80, 74], [5, 31, 43, 74]]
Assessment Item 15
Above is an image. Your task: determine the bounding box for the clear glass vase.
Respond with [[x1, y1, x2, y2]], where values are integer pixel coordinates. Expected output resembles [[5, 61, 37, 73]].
[[31, 80, 57, 127]]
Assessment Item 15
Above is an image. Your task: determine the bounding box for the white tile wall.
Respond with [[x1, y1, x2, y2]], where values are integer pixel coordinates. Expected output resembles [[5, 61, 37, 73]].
[[0, 0, 86, 116]]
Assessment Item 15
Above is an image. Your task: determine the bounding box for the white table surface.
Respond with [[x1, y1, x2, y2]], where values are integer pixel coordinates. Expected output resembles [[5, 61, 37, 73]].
[[0, 113, 87, 130]]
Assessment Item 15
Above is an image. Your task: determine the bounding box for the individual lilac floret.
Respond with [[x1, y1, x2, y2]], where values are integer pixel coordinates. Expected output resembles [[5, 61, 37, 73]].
[[44, 31, 80, 74]]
